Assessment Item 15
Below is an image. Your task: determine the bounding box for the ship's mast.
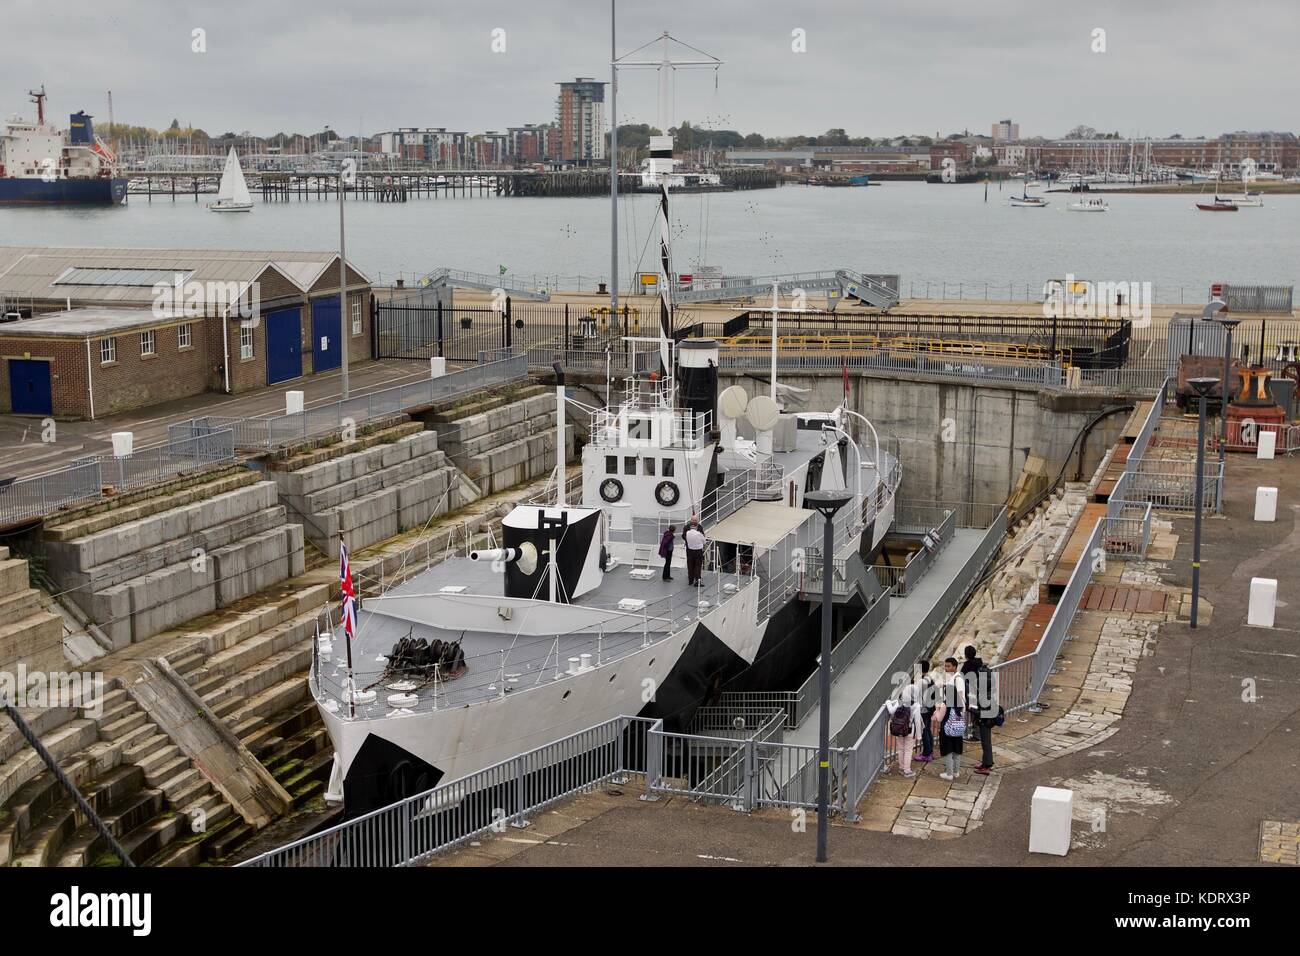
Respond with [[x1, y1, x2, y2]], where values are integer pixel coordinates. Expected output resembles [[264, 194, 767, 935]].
[[28, 86, 46, 126]]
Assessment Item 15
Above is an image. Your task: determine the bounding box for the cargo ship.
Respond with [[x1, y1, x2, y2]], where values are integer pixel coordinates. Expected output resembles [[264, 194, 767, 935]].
[[0, 87, 127, 205]]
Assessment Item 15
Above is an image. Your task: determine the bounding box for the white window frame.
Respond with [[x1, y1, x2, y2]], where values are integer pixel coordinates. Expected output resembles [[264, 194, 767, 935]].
[[239, 322, 254, 360], [140, 330, 156, 356], [351, 297, 362, 336], [99, 337, 116, 364], [177, 323, 192, 349]]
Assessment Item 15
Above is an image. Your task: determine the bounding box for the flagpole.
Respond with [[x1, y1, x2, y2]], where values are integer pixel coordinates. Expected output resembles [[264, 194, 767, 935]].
[[339, 531, 356, 719]]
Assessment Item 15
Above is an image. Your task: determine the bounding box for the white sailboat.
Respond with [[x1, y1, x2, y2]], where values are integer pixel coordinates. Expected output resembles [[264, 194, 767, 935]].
[[208, 147, 253, 212]]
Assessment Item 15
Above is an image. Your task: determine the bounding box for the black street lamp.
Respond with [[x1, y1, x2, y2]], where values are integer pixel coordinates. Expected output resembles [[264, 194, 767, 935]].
[[1187, 376, 1219, 629], [803, 489, 851, 863], [1215, 315, 1242, 469]]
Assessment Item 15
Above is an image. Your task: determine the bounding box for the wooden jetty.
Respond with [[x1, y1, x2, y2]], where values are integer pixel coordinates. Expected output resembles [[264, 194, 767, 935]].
[[125, 167, 779, 202]]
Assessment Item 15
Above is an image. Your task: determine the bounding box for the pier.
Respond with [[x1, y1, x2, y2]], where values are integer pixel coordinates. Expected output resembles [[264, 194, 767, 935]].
[[125, 166, 779, 202]]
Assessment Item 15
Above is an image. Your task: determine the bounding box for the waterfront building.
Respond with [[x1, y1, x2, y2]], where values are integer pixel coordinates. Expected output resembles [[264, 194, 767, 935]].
[[0, 246, 372, 418], [555, 78, 606, 165], [992, 119, 1020, 142]]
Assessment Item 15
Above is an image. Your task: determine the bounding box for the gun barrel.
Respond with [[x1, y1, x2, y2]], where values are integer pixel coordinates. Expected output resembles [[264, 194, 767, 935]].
[[469, 547, 519, 563]]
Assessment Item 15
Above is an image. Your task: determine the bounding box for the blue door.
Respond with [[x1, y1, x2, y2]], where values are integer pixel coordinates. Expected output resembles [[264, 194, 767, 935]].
[[311, 296, 341, 373], [9, 359, 52, 415], [265, 307, 302, 384]]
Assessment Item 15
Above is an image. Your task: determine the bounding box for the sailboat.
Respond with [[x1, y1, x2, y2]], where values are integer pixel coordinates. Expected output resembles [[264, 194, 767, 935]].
[[1009, 186, 1048, 207], [208, 147, 253, 212], [1195, 173, 1239, 212]]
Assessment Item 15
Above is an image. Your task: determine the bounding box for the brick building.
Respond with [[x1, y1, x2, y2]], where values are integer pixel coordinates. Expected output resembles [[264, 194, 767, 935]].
[[0, 246, 371, 419]]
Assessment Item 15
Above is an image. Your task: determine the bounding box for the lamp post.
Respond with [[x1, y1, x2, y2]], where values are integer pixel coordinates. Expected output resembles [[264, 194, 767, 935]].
[[1214, 315, 1241, 468], [804, 489, 850, 863], [1187, 376, 1219, 629]]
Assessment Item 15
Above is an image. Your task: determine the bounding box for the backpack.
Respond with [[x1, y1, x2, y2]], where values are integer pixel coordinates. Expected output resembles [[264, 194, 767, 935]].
[[889, 701, 913, 737]]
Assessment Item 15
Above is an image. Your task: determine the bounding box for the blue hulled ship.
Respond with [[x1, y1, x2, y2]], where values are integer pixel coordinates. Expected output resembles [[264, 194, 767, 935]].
[[0, 87, 127, 206]]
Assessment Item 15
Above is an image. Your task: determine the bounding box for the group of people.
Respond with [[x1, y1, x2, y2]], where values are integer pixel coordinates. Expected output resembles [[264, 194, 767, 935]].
[[885, 646, 1002, 781], [659, 516, 708, 586]]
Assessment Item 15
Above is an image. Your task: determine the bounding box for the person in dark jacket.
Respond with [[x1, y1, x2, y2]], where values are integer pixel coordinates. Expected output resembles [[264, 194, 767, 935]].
[[659, 525, 676, 581], [915, 660, 936, 763], [960, 645, 983, 741]]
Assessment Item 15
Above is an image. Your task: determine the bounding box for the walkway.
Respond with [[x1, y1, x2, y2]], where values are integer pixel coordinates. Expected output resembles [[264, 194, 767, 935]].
[[786, 528, 988, 748]]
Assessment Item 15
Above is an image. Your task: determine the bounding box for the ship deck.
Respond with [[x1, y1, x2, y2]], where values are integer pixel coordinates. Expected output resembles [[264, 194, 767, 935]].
[[313, 550, 749, 720]]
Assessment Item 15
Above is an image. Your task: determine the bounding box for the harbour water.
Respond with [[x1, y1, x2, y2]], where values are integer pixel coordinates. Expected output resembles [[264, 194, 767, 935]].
[[2, 182, 1297, 301]]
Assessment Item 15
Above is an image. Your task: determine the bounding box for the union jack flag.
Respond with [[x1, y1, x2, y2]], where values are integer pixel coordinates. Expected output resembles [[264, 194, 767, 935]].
[[339, 539, 357, 641]]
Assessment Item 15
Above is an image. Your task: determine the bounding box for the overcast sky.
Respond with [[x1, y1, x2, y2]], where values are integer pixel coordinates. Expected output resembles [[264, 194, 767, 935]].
[[6, 0, 1296, 140]]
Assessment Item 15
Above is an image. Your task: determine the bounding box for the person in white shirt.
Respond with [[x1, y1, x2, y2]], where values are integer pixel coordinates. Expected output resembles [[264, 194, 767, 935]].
[[936, 657, 968, 780], [684, 522, 706, 586]]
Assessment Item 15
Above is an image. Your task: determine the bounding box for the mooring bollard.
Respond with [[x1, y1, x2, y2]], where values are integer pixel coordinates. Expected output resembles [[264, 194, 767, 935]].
[[1029, 786, 1073, 856], [1248, 578, 1277, 628], [1254, 487, 1278, 522]]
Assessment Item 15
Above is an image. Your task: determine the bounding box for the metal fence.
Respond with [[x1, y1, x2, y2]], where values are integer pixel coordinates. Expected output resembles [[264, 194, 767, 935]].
[[0, 429, 235, 526], [238, 715, 655, 867], [1103, 501, 1153, 558], [718, 349, 1065, 388], [992, 518, 1103, 717], [170, 349, 529, 451], [1127, 456, 1223, 513]]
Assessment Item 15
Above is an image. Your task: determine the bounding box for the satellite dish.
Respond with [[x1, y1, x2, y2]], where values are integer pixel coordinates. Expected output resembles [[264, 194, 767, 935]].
[[718, 385, 749, 420], [746, 395, 780, 431]]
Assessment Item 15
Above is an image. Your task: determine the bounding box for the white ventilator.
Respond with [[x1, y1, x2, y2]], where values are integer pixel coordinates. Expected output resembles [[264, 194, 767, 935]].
[[718, 385, 749, 452], [746, 394, 780, 457]]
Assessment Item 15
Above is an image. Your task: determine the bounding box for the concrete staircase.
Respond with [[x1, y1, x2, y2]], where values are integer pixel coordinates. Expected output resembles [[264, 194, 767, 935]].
[[428, 385, 574, 496], [268, 422, 462, 558], [0, 545, 68, 676], [41, 468, 305, 649], [0, 685, 242, 866]]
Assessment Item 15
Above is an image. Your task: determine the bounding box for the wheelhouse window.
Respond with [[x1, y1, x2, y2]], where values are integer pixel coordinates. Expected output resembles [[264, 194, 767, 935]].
[[627, 416, 652, 443], [662, 458, 675, 477], [644, 457, 655, 476], [605, 455, 617, 474], [624, 456, 637, 475]]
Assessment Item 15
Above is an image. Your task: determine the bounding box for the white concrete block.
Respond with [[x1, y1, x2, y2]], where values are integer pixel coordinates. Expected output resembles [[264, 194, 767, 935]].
[[1029, 785, 1073, 856], [1257, 430, 1276, 460], [111, 432, 133, 458], [1248, 577, 1277, 628], [285, 390, 305, 415], [1254, 487, 1278, 522], [429, 356, 446, 378]]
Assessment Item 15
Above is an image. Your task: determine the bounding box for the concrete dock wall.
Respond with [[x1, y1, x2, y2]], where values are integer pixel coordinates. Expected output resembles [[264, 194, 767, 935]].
[[717, 371, 1127, 507]]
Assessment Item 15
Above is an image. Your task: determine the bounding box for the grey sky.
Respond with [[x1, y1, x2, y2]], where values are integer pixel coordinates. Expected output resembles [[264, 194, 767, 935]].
[[6, 0, 1296, 139]]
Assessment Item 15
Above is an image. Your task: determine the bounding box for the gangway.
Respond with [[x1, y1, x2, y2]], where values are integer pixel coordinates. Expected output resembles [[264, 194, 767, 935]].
[[417, 267, 552, 301], [672, 269, 900, 311]]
